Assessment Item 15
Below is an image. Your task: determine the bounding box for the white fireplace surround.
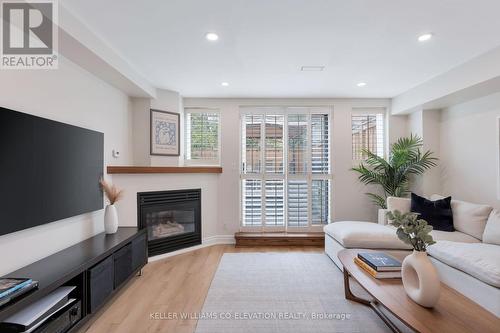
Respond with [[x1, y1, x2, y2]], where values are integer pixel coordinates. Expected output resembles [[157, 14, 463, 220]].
[[111, 173, 235, 261]]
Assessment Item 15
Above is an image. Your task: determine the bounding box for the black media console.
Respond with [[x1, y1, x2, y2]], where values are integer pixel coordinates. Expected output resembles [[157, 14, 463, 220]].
[[0, 227, 147, 332]]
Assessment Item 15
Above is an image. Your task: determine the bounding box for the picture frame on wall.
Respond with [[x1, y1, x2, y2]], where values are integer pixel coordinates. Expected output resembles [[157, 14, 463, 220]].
[[150, 109, 180, 156]]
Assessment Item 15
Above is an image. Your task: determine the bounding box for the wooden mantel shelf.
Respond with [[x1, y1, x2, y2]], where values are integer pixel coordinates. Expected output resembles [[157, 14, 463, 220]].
[[107, 166, 222, 174]]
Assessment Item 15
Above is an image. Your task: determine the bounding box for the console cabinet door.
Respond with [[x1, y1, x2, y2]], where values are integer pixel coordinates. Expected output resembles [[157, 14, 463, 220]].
[[114, 244, 132, 288], [132, 233, 147, 271], [88, 256, 114, 313]]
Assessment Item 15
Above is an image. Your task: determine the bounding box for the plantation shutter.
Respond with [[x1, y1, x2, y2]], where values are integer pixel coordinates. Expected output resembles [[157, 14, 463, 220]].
[[265, 115, 284, 174], [265, 180, 284, 226], [242, 179, 262, 226], [185, 109, 220, 162], [351, 108, 385, 160], [311, 113, 329, 174], [287, 114, 308, 174], [242, 114, 263, 174], [287, 180, 308, 227], [240, 107, 331, 229]]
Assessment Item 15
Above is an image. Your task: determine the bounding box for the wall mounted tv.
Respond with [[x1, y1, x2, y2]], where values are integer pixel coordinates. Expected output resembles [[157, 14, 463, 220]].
[[0, 107, 104, 236]]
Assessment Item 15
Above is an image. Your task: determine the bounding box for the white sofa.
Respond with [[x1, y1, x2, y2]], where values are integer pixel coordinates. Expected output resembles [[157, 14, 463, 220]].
[[324, 195, 500, 317]]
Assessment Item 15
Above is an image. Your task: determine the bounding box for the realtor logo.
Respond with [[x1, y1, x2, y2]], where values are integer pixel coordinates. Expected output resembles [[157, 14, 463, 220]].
[[1, 0, 58, 69]]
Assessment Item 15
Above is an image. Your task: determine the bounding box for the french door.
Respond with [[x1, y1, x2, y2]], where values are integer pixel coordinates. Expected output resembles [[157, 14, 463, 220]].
[[240, 107, 332, 232]]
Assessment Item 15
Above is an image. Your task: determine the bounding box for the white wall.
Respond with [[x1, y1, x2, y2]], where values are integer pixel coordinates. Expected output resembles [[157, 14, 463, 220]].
[[407, 108, 442, 197], [421, 109, 442, 197], [440, 92, 500, 209], [183, 98, 397, 236], [0, 57, 133, 275]]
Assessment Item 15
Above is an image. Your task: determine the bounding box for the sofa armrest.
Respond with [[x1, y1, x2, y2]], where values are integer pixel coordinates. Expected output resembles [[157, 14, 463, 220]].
[[387, 196, 411, 214]]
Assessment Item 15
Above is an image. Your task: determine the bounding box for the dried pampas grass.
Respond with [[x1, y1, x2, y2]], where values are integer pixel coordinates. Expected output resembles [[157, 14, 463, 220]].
[[100, 179, 123, 205]]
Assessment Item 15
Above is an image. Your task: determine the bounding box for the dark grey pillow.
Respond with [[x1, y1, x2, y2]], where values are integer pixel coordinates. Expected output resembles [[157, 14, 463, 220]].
[[410, 193, 454, 232]]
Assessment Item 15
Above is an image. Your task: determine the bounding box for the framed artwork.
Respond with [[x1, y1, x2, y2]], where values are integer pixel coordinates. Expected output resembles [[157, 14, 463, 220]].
[[150, 109, 180, 156]]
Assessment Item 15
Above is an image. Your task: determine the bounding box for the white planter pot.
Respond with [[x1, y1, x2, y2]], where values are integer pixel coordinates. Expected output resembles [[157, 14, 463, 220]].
[[378, 208, 389, 225], [104, 204, 118, 234], [402, 250, 440, 307]]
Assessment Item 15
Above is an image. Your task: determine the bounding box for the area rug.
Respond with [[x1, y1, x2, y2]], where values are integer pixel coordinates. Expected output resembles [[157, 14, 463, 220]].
[[194, 253, 391, 333]]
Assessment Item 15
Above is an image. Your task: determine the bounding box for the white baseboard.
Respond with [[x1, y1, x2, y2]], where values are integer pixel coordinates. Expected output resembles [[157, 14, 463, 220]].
[[148, 234, 235, 262]]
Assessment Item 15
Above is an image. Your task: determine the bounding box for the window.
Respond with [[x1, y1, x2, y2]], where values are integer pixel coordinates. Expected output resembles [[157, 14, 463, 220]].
[[185, 108, 220, 164], [240, 107, 331, 231], [351, 109, 385, 160]]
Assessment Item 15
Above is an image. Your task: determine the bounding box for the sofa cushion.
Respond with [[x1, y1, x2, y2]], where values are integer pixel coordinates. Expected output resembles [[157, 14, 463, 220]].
[[430, 230, 481, 243], [428, 241, 500, 288], [411, 193, 454, 232], [483, 209, 500, 245], [324, 222, 411, 249], [431, 194, 492, 240]]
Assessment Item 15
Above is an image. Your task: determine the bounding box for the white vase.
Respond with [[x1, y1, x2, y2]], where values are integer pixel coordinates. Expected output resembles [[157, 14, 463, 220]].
[[104, 204, 118, 234], [402, 250, 440, 307], [378, 208, 389, 225]]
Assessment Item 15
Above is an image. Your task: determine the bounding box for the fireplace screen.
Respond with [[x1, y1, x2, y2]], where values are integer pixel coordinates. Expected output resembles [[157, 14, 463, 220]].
[[138, 189, 201, 256], [146, 209, 195, 240]]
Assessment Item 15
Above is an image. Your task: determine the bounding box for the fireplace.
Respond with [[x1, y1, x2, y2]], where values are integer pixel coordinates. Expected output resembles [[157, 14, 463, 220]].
[[137, 189, 201, 256]]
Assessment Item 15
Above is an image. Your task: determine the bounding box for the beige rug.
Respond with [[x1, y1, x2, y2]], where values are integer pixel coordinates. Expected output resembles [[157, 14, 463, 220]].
[[195, 253, 392, 333]]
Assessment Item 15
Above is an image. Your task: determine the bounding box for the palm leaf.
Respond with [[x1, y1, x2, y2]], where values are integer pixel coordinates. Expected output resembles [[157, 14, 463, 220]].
[[365, 193, 387, 209], [351, 134, 438, 208]]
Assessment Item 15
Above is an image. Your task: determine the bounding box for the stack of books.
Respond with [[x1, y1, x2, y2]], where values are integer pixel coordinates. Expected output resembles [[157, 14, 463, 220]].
[[0, 278, 39, 307], [354, 252, 402, 279]]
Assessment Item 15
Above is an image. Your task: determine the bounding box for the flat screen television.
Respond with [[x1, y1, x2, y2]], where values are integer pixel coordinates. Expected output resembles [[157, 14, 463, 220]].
[[0, 107, 104, 236]]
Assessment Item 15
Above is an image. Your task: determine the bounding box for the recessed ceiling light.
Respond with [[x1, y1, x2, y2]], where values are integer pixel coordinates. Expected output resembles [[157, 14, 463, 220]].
[[301, 66, 325, 71], [418, 33, 433, 42], [221, 82, 229, 87], [205, 32, 219, 41], [357, 82, 367, 87]]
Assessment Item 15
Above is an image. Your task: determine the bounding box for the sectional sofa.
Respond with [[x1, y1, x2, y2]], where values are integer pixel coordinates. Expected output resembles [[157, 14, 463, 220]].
[[324, 195, 500, 317]]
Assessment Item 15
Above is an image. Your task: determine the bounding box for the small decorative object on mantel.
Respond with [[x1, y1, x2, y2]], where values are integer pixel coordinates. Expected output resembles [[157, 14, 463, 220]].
[[150, 109, 180, 156], [100, 179, 123, 234], [387, 210, 440, 308]]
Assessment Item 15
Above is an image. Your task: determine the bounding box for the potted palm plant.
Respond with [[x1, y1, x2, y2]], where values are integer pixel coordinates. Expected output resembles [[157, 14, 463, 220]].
[[351, 134, 437, 222]]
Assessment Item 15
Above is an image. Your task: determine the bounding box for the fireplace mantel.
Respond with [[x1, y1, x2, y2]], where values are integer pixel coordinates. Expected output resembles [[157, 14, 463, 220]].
[[107, 166, 222, 174]]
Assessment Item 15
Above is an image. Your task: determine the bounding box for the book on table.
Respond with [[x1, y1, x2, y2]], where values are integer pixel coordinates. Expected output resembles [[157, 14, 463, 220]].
[[0, 279, 34, 300], [0, 281, 39, 307], [357, 252, 402, 271], [354, 257, 402, 279]]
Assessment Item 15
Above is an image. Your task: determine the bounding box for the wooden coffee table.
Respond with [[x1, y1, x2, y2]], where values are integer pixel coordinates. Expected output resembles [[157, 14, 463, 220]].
[[338, 249, 500, 333]]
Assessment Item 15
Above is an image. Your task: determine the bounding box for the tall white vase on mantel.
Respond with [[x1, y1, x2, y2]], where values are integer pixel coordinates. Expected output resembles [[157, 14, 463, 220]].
[[402, 250, 440, 307], [104, 204, 118, 234]]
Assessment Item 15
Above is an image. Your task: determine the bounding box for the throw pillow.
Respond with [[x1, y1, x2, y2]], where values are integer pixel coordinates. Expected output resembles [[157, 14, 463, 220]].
[[431, 194, 492, 240], [410, 193, 454, 232], [483, 209, 500, 245]]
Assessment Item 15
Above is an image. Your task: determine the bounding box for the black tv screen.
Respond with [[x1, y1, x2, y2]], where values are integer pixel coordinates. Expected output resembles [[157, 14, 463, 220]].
[[0, 107, 104, 236]]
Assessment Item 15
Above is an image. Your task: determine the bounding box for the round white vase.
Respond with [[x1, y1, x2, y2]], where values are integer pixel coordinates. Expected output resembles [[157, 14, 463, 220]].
[[104, 204, 118, 234], [402, 250, 440, 307]]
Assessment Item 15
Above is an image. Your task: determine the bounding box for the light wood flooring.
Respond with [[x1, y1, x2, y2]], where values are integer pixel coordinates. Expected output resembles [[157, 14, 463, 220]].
[[78, 245, 323, 333]]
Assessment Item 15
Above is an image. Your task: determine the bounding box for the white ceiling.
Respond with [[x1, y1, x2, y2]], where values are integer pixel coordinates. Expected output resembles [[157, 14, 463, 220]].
[[63, 0, 500, 98]]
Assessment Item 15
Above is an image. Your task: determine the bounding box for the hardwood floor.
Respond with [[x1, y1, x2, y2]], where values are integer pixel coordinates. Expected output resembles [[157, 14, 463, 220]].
[[78, 245, 323, 333]]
